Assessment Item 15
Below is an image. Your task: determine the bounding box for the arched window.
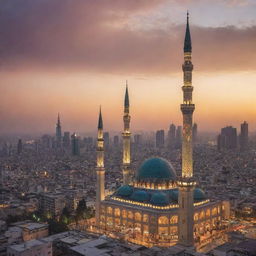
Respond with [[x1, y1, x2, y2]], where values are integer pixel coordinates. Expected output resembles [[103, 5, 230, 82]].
[[135, 212, 142, 221], [114, 208, 120, 217], [206, 209, 210, 218], [122, 209, 127, 218], [194, 212, 199, 221], [128, 211, 133, 219], [158, 216, 168, 225], [170, 215, 178, 224], [212, 207, 217, 216], [200, 211, 205, 220], [107, 207, 112, 215], [143, 214, 148, 222]]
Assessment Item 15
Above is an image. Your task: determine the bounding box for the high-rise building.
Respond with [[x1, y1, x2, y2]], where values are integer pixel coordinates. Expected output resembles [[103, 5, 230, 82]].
[[113, 135, 119, 146], [134, 134, 142, 146], [71, 133, 80, 156], [167, 124, 176, 149], [217, 126, 237, 151], [63, 132, 70, 148], [103, 132, 110, 149], [56, 113, 62, 148], [192, 123, 198, 144], [239, 121, 248, 151], [175, 126, 182, 149], [156, 130, 165, 148], [17, 139, 23, 155]]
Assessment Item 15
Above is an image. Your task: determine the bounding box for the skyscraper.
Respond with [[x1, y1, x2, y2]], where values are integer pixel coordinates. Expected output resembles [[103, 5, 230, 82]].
[[103, 132, 110, 149], [175, 126, 182, 149], [156, 130, 165, 148], [192, 123, 198, 144], [167, 124, 176, 150], [56, 113, 62, 148], [113, 135, 119, 147], [217, 126, 237, 151], [239, 121, 248, 151], [177, 12, 196, 247], [63, 132, 70, 148], [71, 133, 80, 156], [17, 139, 22, 155]]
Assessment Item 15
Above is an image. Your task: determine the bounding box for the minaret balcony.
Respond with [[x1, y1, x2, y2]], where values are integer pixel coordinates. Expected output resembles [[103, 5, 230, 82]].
[[180, 104, 195, 114]]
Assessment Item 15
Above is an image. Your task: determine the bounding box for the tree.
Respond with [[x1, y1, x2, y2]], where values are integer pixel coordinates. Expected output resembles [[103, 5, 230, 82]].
[[75, 199, 87, 220]]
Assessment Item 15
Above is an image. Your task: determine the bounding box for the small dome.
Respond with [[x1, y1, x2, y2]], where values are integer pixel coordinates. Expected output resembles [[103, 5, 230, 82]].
[[116, 185, 133, 197], [131, 190, 150, 202], [150, 192, 169, 206], [194, 188, 206, 201], [137, 158, 176, 181], [169, 189, 179, 202]]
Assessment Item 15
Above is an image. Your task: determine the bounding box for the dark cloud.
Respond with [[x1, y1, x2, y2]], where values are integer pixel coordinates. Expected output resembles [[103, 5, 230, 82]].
[[0, 0, 256, 74]]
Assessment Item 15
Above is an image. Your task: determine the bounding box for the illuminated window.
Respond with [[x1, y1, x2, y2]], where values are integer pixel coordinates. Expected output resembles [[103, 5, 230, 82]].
[[170, 215, 178, 224], [106, 217, 113, 226], [115, 218, 120, 225], [143, 225, 149, 234], [101, 206, 105, 214], [143, 214, 148, 222], [194, 213, 199, 221], [159, 227, 168, 235], [158, 216, 168, 225], [100, 215, 105, 221], [212, 208, 217, 216], [122, 209, 127, 218], [135, 212, 142, 221], [206, 209, 210, 218], [170, 227, 177, 235], [200, 211, 205, 220], [107, 207, 112, 215], [128, 211, 133, 219], [114, 208, 120, 217]]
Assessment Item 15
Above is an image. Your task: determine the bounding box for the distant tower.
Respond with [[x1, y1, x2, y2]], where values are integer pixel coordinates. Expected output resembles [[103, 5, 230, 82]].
[[156, 130, 165, 148], [167, 124, 176, 149], [192, 123, 198, 144], [240, 121, 248, 151], [175, 126, 182, 149], [71, 133, 80, 156], [17, 139, 23, 155], [122, 82, 132, 185], [177, 12, 196, 247], [96, 107, 105, 225], [56, 113, 62, 147]]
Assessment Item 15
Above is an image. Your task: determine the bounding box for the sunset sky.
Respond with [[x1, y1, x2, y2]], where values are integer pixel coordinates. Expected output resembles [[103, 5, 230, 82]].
[[1, 0, 256, 135]]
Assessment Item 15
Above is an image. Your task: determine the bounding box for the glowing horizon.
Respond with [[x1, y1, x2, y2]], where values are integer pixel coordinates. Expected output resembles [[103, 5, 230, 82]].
[[0, 0, 256, 135]]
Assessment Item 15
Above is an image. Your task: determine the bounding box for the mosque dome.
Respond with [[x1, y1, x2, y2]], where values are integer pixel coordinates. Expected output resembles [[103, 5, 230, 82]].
[[130, 190, 150, 202], [150, 192, 169, 206], [194, 188, 206, 201], [116, 185, 133, 197], [137, 158, 176, 181]]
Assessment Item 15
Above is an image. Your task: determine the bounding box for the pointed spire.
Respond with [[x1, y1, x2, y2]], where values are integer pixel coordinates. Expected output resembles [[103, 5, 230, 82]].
[[124, 81, 129, 108], [57, 113, 61, 126], [98, 106, 103, 129], [184, 11, 192, 53]]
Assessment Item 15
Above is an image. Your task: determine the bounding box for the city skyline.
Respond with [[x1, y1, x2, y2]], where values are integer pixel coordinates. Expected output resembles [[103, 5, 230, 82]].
[[1, 0, 256, 134]]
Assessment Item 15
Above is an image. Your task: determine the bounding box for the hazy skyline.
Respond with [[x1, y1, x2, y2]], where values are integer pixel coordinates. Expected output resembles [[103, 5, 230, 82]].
[[1, 0, 256, 134]]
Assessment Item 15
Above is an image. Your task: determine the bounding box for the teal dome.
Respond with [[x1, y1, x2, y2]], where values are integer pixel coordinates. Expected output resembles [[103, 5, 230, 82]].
[[117, 185, 133, 197], [169, 189, 179, 202], [150, 192, 169, 206], [131, 190, 150, 202], [137, 158, 176, 181], [194, 188, 206, 201]]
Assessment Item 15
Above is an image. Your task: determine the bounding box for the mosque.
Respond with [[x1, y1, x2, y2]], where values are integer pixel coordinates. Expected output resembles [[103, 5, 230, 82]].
[[94, 14, 230, 248]]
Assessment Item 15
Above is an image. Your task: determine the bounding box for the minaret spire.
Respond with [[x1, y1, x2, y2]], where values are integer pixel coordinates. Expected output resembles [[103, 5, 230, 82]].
[[178, 13, 196, 248], [95, 106, 105, 226], [122, 81, 132, 185]]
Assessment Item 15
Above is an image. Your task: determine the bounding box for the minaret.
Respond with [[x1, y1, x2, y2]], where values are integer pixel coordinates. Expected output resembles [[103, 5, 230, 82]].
[[96, 107, 105, 225], [56, 113, 62, 147], [122, 81, 132, 185], [177, 12, 197, 247]]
